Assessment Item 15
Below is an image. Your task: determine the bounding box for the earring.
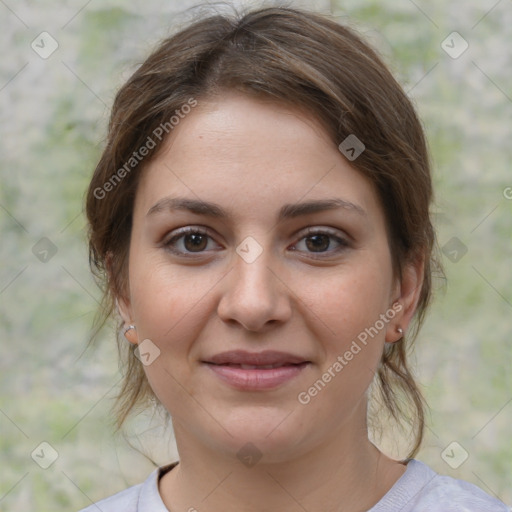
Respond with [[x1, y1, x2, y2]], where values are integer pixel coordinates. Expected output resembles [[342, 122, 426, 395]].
[[123, 324, 137, 343], [123, 324, 136, 335], [397, 327, 404, 336]]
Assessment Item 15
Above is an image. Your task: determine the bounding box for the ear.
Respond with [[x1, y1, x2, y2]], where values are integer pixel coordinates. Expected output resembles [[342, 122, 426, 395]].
[[116, 295, 138, 345], [107, 251, 138, 345], [385, 254, 425, 343], [116, 294, 132, 325]]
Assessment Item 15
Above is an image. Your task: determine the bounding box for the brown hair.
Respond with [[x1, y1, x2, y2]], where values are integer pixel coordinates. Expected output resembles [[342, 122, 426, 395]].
[[86, 6, 440, 458]]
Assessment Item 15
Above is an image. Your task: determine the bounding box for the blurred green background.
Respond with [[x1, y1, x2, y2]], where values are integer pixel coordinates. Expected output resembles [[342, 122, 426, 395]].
[[1, 0, 511, 509]]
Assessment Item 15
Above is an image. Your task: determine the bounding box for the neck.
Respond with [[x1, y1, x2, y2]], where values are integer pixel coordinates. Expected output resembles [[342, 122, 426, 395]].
[[159, 416, 407, 512]]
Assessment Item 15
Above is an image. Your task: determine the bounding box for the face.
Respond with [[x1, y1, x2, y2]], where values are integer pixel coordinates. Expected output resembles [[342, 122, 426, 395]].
[[119, 93, 415, 463]]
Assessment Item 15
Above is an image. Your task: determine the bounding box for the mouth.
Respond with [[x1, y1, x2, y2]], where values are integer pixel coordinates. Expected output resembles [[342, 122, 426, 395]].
[[212, 362, 305, 370], [204, 349, 309, 366], [202, 350, 311, 390]]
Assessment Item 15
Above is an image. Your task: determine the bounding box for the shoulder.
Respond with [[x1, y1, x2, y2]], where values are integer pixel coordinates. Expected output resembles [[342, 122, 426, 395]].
[[77, 465, 172, 512], [371, 459, 510, 512], [77, 482, 143, 512], [412, 462, 510, 512]]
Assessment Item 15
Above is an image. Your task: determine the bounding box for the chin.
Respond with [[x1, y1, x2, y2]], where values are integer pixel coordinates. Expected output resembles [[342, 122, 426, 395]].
[[208, 406, 308, 462]]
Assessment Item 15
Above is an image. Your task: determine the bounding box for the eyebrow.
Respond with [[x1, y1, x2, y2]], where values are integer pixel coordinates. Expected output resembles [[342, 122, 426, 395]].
[[146, 196, 366, 221]]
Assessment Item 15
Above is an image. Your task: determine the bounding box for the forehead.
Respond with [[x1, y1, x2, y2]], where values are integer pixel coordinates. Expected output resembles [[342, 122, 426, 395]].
[[134, 93, 383, 226]]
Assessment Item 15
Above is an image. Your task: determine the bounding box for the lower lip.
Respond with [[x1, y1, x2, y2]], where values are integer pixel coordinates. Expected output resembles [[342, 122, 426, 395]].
[[204, 363, 309, 390]]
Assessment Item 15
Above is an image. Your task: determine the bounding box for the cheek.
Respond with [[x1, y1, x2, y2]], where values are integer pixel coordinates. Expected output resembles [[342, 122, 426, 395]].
[[128, 252, 219, 357], [301, 259, 393, 338], [130, 254, 181, 326], [300, 257, 392, 392], [128, 259, 212, 409]]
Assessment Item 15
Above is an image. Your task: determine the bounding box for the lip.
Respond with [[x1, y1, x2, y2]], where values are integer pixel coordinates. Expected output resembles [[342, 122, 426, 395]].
[[205, 350, 309, 366], [202, 350, 311, 390]]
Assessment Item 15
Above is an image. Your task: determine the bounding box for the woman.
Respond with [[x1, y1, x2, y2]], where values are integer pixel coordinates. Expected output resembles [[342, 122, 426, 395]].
[[81, 6, 509, 511]]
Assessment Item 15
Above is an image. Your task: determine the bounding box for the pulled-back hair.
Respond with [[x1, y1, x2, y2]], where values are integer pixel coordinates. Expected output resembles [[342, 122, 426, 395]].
[[86, 6, 440, 458]]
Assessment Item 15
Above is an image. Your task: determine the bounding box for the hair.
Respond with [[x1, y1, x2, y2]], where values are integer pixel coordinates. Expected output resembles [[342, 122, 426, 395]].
[[86, 5, 441, 458]]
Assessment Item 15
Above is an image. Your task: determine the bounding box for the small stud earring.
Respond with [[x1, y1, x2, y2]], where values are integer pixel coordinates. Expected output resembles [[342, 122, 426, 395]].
[[123, 324, 137, 342], [123, 324, 136, 335], [397, 327, 403, 335]]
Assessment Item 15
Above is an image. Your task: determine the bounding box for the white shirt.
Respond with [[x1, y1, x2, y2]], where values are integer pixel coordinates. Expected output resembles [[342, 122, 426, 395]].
[[78, 459, 510, 511]]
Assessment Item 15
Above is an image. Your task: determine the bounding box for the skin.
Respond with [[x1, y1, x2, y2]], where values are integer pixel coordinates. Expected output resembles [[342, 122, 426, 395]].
[[118, 93, 424, 512]]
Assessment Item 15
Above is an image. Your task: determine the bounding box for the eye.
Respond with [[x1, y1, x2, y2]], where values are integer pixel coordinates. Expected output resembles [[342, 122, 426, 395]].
[[162, 226, 221, 256], [291, 228, 349, 257]]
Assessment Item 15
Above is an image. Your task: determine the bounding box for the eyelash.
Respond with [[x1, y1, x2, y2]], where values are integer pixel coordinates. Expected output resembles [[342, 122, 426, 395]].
[[162, 226, 350, 259]]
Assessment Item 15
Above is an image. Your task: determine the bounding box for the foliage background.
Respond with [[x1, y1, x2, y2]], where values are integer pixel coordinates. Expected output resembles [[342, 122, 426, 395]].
[[1, 0, 511, 509]]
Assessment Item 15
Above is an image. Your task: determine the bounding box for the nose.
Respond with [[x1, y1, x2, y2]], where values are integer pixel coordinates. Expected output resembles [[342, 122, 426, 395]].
[[217, 245, 292, 333]]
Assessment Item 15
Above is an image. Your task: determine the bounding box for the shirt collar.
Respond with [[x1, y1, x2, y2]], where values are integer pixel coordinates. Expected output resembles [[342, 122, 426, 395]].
[[138, 462, 179, 511]]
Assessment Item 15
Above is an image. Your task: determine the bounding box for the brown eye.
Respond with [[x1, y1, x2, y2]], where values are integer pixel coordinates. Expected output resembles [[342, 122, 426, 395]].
[[305, 234, 331, 252], [183, 233, 208, 252], [163, 227, 221, 256], [292, 228, 349, 258]]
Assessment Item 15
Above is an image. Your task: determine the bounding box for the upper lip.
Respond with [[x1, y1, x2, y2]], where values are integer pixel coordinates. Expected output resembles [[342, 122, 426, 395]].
[[204, 350, 309, 366]]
